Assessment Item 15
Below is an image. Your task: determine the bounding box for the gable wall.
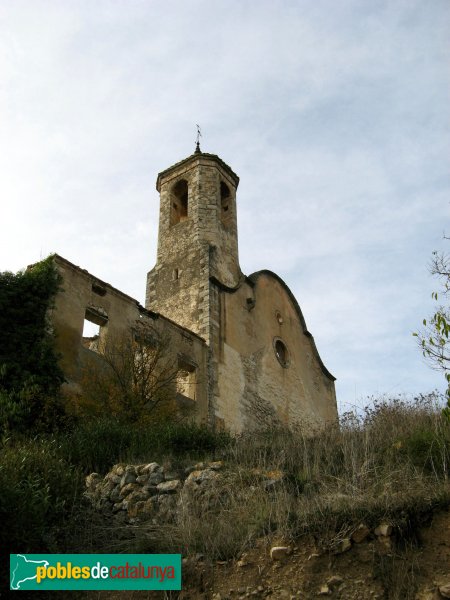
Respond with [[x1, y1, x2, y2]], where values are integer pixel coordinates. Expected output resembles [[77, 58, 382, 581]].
[[214, 273, 337, 432]]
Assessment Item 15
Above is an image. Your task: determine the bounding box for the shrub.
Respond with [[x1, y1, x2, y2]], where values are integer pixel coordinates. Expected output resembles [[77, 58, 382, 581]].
[[0, 436, 82, 554], [0, 257, 66, 435], [59, 417, 231, 474], [58, 417, 136, 473]]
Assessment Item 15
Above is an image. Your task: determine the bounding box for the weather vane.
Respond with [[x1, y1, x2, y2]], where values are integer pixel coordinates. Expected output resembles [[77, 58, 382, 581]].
[[195, 124, 202, 153]]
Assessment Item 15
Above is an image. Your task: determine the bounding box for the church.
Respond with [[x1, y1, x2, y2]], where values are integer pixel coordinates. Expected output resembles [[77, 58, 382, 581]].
[[50, 146, 337, 432]]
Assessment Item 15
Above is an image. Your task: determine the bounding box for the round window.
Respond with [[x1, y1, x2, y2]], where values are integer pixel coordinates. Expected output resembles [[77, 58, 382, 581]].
[[273, 338, 289, 368]]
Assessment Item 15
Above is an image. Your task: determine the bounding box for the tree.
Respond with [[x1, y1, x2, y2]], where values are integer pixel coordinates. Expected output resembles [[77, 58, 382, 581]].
[[0, 257, 66, 433], [414, 245, 450, 418], [77, 327, 187, 423]]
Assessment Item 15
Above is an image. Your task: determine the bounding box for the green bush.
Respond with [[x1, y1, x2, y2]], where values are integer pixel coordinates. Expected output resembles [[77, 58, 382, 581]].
[[400, 428, 450, 474], [146, 420, 230, 456], [0, 436, 82, 554], [58, 417, 231, 474], [59, 417, 136, 473], [0, 257, 66, 434]]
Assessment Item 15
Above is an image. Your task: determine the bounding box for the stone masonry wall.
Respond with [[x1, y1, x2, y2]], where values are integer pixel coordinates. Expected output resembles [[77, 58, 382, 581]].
[[146, 154, 241, 342]]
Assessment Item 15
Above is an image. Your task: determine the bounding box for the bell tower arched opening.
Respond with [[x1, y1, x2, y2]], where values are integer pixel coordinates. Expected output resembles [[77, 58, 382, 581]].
[[220, 181, 232, 229], [170, 179, 188, 226]]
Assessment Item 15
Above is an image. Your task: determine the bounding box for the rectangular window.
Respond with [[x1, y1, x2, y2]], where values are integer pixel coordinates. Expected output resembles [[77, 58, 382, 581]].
[[176, 360, 196, 401], [82, 306, 108, 352]]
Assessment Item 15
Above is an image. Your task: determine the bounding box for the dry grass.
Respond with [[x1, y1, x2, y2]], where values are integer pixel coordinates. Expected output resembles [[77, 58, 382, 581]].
[[40, 394, 449, 599], [125, 393, 450, 560]]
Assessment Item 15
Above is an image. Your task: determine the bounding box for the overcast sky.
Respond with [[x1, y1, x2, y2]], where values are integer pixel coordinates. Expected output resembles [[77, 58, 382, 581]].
[[1, 0, 449, 413]]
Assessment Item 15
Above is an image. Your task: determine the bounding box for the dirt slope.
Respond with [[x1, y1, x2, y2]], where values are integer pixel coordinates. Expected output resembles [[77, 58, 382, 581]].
[[178, 506, 450, 599]]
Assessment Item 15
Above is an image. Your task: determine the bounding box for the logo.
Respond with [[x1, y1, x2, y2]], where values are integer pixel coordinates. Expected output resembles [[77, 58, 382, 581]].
[[10, 554, 181, 591]]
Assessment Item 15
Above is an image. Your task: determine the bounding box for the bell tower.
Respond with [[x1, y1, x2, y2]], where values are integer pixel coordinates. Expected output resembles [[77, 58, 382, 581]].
[[145, 147, 241, 342]]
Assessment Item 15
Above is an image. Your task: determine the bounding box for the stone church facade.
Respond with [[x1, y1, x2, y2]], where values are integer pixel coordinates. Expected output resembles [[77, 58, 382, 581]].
[[50, 148, 337, 431]]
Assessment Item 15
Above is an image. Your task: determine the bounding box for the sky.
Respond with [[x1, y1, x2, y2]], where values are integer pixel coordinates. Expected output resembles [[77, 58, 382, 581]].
[[1, 0, 449, 413]]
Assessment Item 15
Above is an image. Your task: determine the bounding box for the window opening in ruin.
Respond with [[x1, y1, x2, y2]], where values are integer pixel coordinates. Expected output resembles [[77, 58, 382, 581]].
[[170, 179, 188, 226], [275, 310, 284, 325], [246, 297, 256, 311], [82, 307, 108, 352], [92, 282, 106, 296], [176, 360, 196, 400], [220, 181, 232, 228], [172, 268, 179, 280], [274, 338, 290, 368]]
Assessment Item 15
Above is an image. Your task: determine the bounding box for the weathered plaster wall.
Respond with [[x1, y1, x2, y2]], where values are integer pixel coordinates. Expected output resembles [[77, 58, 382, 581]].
[[51, 255, 208, 423], [214, 272, 337, 433]]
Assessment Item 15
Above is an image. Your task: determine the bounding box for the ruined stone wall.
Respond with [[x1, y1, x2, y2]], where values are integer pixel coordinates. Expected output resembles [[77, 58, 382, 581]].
[[51, 255, 208, 423], [213, 272, 337, 433]]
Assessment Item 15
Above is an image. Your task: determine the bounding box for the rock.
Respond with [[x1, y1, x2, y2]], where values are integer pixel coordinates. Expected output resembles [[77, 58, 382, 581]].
[[327, 575, 343, 588], [141, 462, 161, 474], [112, 464, 125, 476], [351, 523, 370, 543], [105, 472, 121, 484], [142, 484, 159, 496], [270, 546, 291, 561], [120, 471, 137, 487], [136, 474, 150, 484], [185, 468, 219, 486], [109, 487, 121, 503], [335, 538, 352, 554], [125, 498, 155, 519], [208, 461, 223, 470], [374, 523, 393, 537], [85, 473, 101, 491], [98, 480, 116, 498], [164, 471, 180, 481], [126, 490, 148, 505], [157, 479, 181, 493], [439, 583, 450, 598], [148, 471, 165, 485], [318, 584, 331, 595], [119, 483, 140, 498]]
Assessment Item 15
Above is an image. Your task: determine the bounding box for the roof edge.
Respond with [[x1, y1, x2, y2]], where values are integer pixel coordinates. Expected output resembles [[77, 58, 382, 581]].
[[156, 152, 240, 191], [248, 270, 336, 381]]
